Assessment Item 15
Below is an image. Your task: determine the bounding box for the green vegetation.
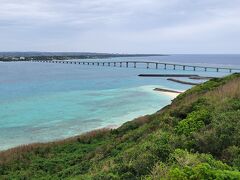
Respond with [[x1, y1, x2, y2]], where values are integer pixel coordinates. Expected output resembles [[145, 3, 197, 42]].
[[1, 74, 240, 180]]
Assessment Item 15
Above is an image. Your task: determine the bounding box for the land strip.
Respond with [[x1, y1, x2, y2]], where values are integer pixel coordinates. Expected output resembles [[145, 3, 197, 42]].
[[167, 78, 200, 85], [153, 88, 183, 94]]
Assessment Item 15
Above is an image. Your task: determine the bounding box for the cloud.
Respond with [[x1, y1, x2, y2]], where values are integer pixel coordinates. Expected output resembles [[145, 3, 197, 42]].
[[0, 0, 240, 53]]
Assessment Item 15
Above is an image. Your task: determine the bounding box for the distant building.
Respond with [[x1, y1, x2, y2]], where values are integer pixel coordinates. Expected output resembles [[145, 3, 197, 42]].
[[19, 57, 25, 60], [12, 57, 19, 61]]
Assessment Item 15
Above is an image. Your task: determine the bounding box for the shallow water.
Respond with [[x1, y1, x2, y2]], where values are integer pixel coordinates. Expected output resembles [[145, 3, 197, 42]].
[[0, 55, 238, 150]]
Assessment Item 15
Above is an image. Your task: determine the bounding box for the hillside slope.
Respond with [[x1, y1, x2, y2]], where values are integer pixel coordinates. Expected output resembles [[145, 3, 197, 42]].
[[1, 74, 240, 179]]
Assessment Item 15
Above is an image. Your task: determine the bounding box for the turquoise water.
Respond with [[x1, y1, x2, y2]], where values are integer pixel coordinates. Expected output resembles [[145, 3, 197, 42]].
[[0, 55, 237, 150]]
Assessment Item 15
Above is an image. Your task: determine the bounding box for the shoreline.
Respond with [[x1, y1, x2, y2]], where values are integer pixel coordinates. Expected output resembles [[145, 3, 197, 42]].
[[0, 87, 181, 152]]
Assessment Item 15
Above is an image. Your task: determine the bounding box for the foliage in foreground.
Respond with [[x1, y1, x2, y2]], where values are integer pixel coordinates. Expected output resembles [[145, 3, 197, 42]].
[[0, 73, 240, 180]]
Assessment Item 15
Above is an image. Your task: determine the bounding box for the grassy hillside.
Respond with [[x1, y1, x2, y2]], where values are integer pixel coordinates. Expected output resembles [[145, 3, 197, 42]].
[[1, 74, 240, 180]]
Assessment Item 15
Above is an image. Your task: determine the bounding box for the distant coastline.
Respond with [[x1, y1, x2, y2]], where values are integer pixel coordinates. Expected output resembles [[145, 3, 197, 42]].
[[0, 53, 166, 62]]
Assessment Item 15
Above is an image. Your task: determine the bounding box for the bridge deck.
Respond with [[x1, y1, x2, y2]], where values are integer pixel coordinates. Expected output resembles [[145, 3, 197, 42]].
[[31, 60, 240, 73]]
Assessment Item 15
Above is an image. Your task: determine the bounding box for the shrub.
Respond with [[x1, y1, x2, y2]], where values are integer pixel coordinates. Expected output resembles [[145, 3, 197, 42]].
[[194, 111, 240, 156], [222, 146, 240, 170], [131, 152, 158, 176], [169, 163, 240, 180], [148, 162, 169, 179], [175, 108, 210, 136]]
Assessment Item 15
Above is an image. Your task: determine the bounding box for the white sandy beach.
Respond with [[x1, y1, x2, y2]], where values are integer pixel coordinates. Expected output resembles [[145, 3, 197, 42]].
[[159, 91, 182, 98]]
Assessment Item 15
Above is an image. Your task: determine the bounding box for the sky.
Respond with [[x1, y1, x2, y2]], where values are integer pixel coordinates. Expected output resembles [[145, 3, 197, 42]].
[[0, 0, 240, 53]]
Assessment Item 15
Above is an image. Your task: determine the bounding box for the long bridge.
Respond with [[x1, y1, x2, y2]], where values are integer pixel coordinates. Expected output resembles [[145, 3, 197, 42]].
[[31, 60, 240, 73]]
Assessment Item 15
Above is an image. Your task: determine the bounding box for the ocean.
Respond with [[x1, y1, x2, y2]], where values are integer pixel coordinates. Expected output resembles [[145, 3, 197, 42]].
[[0, 54, 239, 150]]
